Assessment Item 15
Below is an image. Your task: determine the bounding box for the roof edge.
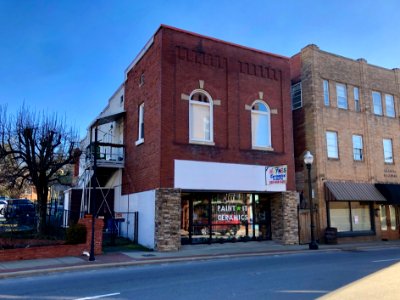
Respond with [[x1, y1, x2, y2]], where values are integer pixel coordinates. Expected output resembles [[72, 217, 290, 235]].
[[159, 24, 289, 61]]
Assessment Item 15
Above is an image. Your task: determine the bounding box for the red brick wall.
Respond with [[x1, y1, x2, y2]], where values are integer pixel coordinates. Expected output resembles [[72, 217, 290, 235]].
[[290, 53, 301, 84], [122, 26, 296, 194], [122, 32, 163, 195], [0, 218, 103, 262]]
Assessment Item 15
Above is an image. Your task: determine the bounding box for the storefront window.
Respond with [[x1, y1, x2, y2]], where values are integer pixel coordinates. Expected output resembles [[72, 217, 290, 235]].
[[351, 202, 371, 231], [211, 193, 251, 241], [389, 205, 397, 230], [181, 199, 190, 243], [380, 205, 387, 231], [329, 201, 372, 234], [330, 202, 351, 232], [181, 192, 271, 244], [193, 199, 210, 240]]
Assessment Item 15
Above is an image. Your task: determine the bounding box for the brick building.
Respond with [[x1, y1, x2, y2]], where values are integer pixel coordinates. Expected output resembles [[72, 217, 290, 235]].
[[74, 25, 299, 251], [291, 45, 400, 243]]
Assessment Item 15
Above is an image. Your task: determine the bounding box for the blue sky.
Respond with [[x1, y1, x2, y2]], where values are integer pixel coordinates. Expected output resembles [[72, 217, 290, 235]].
[[1, 0, 399, 138]]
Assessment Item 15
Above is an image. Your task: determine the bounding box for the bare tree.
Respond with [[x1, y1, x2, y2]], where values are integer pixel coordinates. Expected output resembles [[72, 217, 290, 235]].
[[0, 105, 80, 234]]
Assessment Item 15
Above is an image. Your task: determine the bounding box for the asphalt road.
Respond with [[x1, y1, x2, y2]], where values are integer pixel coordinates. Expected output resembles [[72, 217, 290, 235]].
[[0, 248, 399, 300]]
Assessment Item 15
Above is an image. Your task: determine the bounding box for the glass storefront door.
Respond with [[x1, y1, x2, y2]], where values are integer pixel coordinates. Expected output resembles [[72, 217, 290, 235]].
[[181, 192, 271, 244], [255, 194, 272, 240], [380, 205, 400, 240]]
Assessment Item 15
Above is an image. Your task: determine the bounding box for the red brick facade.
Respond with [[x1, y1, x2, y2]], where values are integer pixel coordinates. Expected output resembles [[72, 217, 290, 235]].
[[122, 26, 295, 195]]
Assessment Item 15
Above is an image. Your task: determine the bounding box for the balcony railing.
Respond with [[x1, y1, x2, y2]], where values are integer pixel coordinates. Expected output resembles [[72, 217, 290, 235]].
[[85, 142, 125, 169]]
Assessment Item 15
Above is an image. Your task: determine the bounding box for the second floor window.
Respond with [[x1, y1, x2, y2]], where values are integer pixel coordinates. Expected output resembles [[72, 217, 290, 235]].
[[336, 84, 347, 109], [383, 139, 393, 164], [326, 131, 339, 159], [189, 90, 213, 143], [352, 135, 363, 161], [385, 94, 395, 117], [354, 87, 360, 112], [291, 82, 302, 110], [372, 91, 383, 115], [323, 80, 330, 106], [135, 103, 144, 145], [251, 100, 271, 149]]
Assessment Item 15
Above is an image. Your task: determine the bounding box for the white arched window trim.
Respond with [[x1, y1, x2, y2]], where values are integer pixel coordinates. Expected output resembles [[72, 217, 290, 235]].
[[189, 89, 214, 145], [251, 100, 273, 151]]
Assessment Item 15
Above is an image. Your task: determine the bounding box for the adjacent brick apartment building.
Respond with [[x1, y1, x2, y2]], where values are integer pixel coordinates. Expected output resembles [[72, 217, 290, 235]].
[[75, 25, 299, 251], [291, 45, 400, 243]]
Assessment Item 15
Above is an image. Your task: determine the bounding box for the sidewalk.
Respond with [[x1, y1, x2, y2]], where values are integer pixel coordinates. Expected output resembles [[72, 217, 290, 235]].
[[1, 240, 400, 279]]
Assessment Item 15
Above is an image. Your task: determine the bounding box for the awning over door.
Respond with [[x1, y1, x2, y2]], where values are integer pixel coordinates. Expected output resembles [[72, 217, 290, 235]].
[[325, 181, 386, 202], [375, 184, 400, 204]]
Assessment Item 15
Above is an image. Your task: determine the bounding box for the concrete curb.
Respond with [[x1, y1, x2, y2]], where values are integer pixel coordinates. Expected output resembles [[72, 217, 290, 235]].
[[0, 248, 338, 279], [1, 243, 399, 279]]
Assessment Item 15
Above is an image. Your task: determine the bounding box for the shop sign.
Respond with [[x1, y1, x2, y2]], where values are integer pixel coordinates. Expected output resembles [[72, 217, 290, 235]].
[[215, 205, 248, 222], [265, 165, 288, 185], [384, 168, 397, 179]]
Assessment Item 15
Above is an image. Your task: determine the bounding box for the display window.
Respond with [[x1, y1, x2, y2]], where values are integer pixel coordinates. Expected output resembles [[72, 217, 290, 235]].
[[329, 201, 373, 235], [181, 192, 271, 244]]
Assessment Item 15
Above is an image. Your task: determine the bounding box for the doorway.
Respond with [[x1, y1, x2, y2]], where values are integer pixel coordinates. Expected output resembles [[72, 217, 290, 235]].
[[380, 205, 400, 240]]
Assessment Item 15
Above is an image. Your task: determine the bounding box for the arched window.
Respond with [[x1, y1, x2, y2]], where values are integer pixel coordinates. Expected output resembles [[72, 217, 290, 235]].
[[251, 100, 271, 149], [189, 89, 213, 143]]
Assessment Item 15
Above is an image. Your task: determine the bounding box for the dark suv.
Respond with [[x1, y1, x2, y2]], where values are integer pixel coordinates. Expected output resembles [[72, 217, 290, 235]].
[[3, 199, 36, 225]]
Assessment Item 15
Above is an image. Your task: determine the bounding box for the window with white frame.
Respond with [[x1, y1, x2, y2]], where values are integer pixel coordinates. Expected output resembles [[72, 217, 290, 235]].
[[385, 94, 395, 117], [189, 90, 213, 143], [291, 82, 302, 110], [251, 100, 271, 149], [383, 138, 393, 164], [135, 103, 144, 145], [372, 91, 383, 115], [336, 83, 347, 109], [323, 80, 330, 106], [326, 131, 339, 159], [352, 134, 363, 161], [354, 87, 360, 112]]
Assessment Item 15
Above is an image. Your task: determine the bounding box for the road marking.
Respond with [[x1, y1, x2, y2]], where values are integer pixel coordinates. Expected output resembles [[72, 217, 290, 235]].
[[372, 258, 400, 263], [276, 290, 328, 294], [75, 293, 121, 300]]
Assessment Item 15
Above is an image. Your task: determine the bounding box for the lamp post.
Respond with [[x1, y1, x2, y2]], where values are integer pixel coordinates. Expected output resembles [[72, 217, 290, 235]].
[[89, 126, 98, 261], [304, 150, 318, 250]]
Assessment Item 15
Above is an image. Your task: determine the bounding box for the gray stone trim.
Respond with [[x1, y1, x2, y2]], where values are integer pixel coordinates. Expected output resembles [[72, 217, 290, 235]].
[[154, 188, 181, 251], [271, 191, 299, 245]]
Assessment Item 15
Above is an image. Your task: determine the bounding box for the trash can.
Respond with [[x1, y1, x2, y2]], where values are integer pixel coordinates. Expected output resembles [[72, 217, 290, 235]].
[[325, 227, 337, 244]]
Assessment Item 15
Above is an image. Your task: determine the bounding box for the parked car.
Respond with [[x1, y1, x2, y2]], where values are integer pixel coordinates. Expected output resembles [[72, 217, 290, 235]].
[[3, 199, 36, 224]]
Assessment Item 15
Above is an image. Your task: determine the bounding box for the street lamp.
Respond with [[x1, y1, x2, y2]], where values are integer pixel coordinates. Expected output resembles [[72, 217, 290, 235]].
[[89, 126, 98, 262], [304, 150, 318, 250]]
